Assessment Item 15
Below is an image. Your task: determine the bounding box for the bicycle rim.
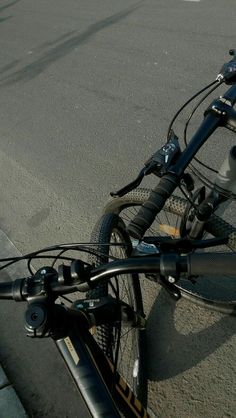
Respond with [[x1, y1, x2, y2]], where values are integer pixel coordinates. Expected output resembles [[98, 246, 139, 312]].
[[87, 213, 147, 406], [103, 188, 236, 314]]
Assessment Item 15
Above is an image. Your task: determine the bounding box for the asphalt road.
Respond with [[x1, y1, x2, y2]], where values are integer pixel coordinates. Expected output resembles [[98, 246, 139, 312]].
[[0, 0, 236, 417]]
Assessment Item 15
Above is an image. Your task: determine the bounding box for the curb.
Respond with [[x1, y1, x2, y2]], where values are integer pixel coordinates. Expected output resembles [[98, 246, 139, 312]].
[[0, 230, 29, 417], [0, 366, 28, 418]]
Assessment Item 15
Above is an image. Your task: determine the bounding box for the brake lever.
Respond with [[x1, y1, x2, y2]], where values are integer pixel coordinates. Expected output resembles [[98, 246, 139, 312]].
[[111, 132, 181, 198], [110, 167, 146, 197]]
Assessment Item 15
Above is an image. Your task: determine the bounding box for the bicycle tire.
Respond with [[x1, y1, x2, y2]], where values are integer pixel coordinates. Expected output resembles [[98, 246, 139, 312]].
[[103, 188, 236, 315], [87, 213, 147, 407]]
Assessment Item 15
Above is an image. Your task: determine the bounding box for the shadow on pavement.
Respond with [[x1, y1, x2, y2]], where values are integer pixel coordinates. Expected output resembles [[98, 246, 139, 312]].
[[0, 0, 21, 23], [0, 59, 21, 75], [0, 0, 21, 14], [0, 1, 144, 86], [146, 288, 236, 381], [0, 16, 11, 23]]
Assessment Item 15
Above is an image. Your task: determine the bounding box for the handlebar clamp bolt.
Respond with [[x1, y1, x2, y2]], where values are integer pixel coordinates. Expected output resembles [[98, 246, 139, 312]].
[[25, 305, 48, 337], [168, 276, 176, 283]]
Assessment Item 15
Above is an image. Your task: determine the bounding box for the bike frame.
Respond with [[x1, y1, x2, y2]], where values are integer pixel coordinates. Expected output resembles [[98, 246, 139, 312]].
[[54, 83, 236, 418], [55, 310, 151, 418], [2, 65, 236, 418], [170, 84, 236, 178]]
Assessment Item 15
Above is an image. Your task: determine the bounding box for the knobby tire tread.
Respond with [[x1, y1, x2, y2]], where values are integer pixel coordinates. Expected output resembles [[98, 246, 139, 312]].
[[103, 188, 236, 314], [87, 213, 147, 408]]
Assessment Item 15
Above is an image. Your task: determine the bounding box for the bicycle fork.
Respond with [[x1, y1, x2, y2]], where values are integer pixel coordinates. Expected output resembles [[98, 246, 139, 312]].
[[188, 146, 236, 239]]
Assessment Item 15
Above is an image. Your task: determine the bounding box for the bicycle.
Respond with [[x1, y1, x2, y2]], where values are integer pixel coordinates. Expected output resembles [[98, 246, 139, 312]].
[[0, 51, 236, 418], [97, 49, 236, 315], [0, 242, 235, 417]]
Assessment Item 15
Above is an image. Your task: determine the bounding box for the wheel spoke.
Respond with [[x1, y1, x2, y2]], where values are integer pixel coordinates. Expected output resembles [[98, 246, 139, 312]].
[[87, 213, 146, 402]]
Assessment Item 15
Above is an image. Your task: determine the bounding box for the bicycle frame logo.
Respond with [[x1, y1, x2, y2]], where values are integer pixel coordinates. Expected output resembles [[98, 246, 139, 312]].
[[64, 336, 80, 365]]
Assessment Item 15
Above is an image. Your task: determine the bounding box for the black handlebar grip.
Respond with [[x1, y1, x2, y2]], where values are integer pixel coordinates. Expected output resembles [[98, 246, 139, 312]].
[[127, 174, 178, 239], [188, 253, 236, 276], [0, 281, 14, 299]]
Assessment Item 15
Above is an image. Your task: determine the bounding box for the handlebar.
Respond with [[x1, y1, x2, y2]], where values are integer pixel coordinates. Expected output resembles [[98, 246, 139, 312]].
[[89, 252, 236, 285], [222, 84, 236, 106], [127, 83, 236, 239], [127, 174, 178, 239], [0, 252, 235, 301], [0, 281, 14, 299]]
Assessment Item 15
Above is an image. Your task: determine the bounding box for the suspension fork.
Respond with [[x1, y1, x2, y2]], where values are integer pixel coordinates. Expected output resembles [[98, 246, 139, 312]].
[[188, 145, 236, 239], [188, 190, 227, 239]]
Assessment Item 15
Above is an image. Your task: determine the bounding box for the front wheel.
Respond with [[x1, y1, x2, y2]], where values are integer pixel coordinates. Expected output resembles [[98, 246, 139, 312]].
[[87, 213, 147, 407], [103, 188, 236, 315]]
